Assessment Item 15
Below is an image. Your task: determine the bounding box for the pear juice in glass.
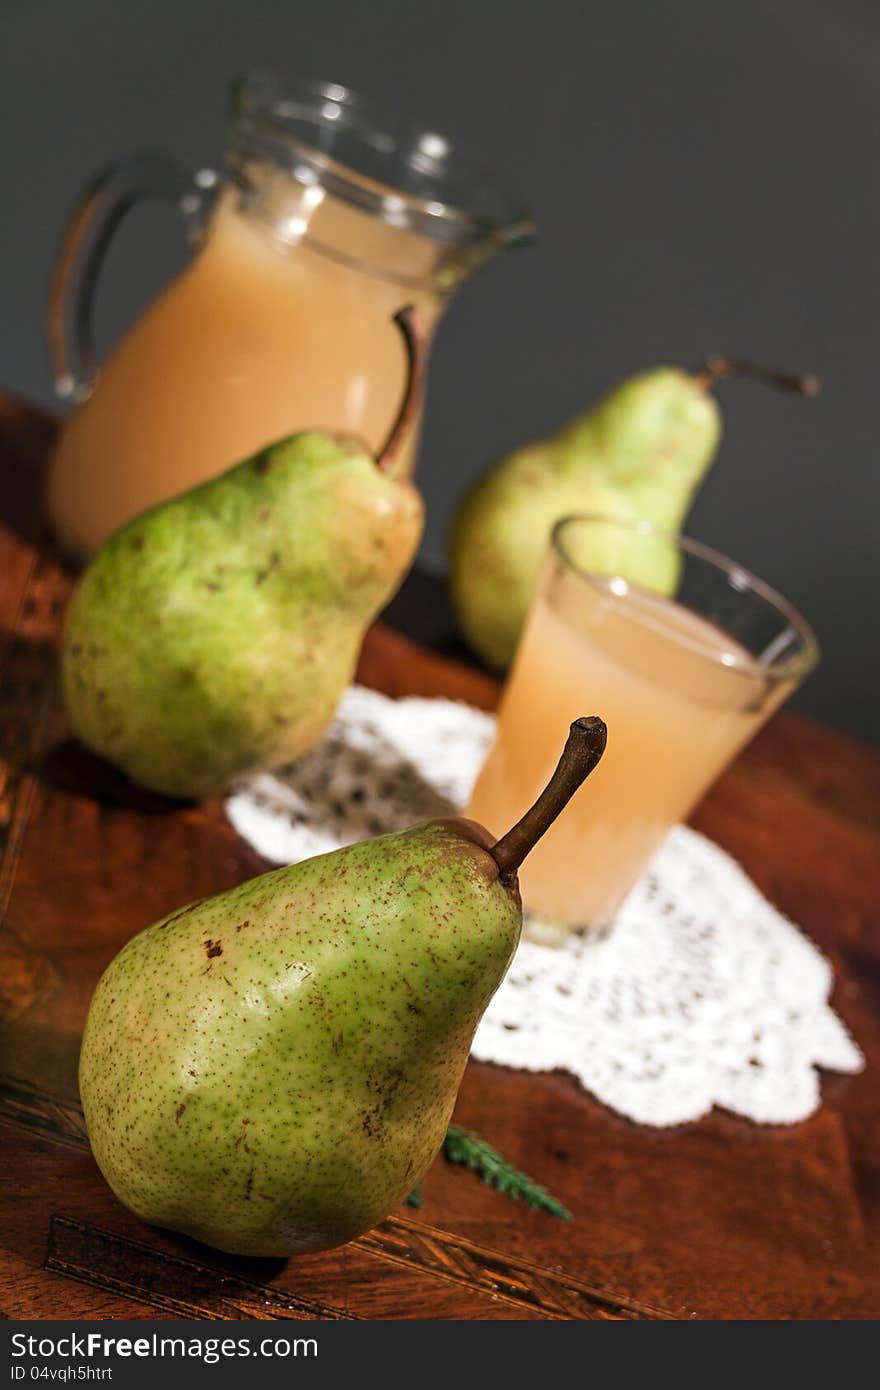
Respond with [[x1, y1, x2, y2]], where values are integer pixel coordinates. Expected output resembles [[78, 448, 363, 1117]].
[[465, 515, 819, 942]]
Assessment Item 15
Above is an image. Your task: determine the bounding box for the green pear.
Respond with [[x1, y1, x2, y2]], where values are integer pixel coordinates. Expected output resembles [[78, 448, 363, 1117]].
[[79, 717, 607, 1257], [450, 356, 818, 671], [62, 308, 426, 799]]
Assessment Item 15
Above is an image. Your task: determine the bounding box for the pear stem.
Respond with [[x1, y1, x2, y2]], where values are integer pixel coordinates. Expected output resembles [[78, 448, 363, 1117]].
[[694, 354, 821, 397], [375, 305, 426, 473], [490, 717, 608, 885]]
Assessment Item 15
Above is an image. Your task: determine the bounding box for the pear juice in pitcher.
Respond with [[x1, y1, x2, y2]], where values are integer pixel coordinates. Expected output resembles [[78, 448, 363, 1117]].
[[47, 190, 441, 555], [46, 75, 531, 555]]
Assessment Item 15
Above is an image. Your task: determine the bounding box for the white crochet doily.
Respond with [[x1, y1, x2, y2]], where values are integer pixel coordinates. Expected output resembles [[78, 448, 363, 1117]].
[[226, 686, 863, 1127]]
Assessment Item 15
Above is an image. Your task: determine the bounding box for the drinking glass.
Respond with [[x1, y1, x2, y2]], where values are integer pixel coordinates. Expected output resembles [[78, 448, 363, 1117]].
[[465, 514, 819, 944]]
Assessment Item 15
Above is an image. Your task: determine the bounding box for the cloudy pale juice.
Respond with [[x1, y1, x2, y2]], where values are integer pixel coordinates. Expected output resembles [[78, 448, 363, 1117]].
[[467, 570, 794, 934], [47, 190, 441, 555]]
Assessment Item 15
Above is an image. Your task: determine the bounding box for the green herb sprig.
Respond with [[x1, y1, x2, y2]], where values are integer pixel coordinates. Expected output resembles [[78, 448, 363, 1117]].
[[404, 1128, 571, 1219], [442, 1125, 572, 1220]]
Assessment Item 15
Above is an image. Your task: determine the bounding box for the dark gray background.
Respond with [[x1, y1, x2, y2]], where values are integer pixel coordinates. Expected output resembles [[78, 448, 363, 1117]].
[[3, 0, 877, 740]]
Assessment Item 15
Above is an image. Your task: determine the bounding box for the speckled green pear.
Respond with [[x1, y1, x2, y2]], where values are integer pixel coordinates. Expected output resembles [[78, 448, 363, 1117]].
[[79, 718, 607, 1257], [62, 307, 426, 799], [450, 366, 721, 671], [62, 431, 422, 797]]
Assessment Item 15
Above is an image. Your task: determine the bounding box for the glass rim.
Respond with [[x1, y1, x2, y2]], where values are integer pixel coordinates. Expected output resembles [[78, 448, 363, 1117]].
[[230, 72, 534, 249], [551, 512, 820, 685]]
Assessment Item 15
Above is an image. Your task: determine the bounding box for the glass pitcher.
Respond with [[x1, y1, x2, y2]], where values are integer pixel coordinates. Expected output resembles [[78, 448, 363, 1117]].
[[46, 73, 532, 556]]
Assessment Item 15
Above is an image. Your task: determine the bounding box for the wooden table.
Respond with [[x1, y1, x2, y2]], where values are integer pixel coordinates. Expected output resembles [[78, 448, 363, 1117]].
[[1, 395, 878, 1320]]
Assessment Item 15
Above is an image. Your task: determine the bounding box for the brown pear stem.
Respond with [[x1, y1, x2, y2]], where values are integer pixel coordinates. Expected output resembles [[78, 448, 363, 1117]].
[[693, 354, 821, 397], [490, 717, 607, 885], [376, 305, 426, 473]]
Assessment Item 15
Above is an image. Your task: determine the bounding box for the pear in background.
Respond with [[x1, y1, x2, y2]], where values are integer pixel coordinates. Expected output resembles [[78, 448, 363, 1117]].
[[79, 717, 607, 1257], [63, 309, 426, 799], [450, 356, 818, 671]]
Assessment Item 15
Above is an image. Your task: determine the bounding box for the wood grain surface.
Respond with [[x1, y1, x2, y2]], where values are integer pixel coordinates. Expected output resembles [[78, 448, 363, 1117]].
[[0, 394, 878, 1320]]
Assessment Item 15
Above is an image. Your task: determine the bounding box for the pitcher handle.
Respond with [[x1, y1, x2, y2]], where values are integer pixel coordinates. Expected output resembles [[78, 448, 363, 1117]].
[[47, 154, 219, 402]]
